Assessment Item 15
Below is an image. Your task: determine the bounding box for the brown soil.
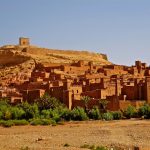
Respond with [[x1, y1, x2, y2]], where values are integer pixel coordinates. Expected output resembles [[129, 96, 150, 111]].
[[0, 120, 149, 150]]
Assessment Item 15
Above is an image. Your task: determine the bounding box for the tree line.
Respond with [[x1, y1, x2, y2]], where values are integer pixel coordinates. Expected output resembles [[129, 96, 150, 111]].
[[0, 94, 150, 127]]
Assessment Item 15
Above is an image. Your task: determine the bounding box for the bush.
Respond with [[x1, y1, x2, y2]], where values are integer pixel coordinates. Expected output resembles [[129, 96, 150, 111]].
[[49, 109, 61, 122], [88, 106, 101, 120], [60, 108, 72, 121], [71, 107, 88, 121], [41, 109, 50, 119], [0, 120, 28, 127], [124, 105, 137, 119], [0, 111, 3, 120], [35, 93, 62, 110], [102, 112, 113, 121], [20, 146, 30, 150], [0, 120, 14, 127], [11, 107, 25, 120], [80, 144, 95, 149], [0, 99, 10, 108], [80, 144, 108, 150], [3, 109, 12, 120], [112, 111, 123, 120], [20, 102, 39, 120], [30, 119, 55, 126], [95, 146, 108, 150], [12, 120, 29, 126], [138, 103, 150, 119], [41, 107, 72, 122]]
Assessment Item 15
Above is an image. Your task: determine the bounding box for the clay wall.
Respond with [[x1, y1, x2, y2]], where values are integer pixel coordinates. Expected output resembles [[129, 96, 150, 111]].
[[21, 89, 45, 102], [49, 86, 63, 102], [82, 89, 101, 99], [44, 66, 62, 72], [31, 72, 49, 79], [63, 65, 90, 74], [72, 99, 99, 109], [145, 77, 150, 104], [122, 86, 135, 100], [119, 100, 145, 110]]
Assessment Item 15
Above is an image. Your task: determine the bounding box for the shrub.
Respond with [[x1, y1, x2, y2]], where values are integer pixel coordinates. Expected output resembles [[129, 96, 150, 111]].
[[0, 111, 3, 119], [20, 146, 30, 150], [80, 144, 108, 150], [0, 100, 11, 120], [49, 109, 61, 122], [88, 106, 101, 120], [71, 107, 88, 121], [11, 107, 25, 120], [102, 112, 113, 121], [95, 146, 108, 150], [138, 103, 150, 119], [80, 144, 90, 149], [35, 93, 62, 110], [20, 102, 39, 119], [3, 109, 12, 120], [43, 107, 72, 122], [124, 105, 137, 119], [0, 120, 14, 127], [41, 109, 50, 119], [112, 111, 123, 120], [60, 108, 72, 121], [12, 120, 29, 126], [0, 99, 9, 108], [30, 119, 54, 126]]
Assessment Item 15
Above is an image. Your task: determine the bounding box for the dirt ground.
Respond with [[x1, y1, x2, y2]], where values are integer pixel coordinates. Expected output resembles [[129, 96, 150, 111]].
[[0, 119, 149, 150]]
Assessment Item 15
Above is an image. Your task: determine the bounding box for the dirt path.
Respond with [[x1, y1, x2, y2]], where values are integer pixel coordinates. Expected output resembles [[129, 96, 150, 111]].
[[0, 120, 149, 150]]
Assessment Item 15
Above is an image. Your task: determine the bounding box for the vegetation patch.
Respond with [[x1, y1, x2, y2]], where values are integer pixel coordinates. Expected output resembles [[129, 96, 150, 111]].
[[30, 119, 55, 126], [0, 95, 150, 128], [80, 144, 108, 150]]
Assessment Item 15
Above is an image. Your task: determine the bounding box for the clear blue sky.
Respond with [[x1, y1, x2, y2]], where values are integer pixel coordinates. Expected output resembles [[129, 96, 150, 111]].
[[0, 0, 150, 65]]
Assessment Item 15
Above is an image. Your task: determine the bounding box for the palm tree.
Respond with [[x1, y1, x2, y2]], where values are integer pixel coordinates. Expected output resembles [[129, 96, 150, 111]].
[[81, 96, 91, 112], [98, 99, 109, 113]]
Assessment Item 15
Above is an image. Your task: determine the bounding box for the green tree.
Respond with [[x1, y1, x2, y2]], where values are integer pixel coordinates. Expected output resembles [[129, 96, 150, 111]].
[[98, 99, 109, 112], [71, 107, 88, 121], [20, 102, 39, 119], [35, 93, 61, 110], [88, 106, 101, 120], [81, 96, 91, 112]]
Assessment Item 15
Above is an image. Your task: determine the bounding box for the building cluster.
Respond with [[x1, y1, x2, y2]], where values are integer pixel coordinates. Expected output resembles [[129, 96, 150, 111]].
[[0, 38, 150, 110], [0, 59, 150, 110]]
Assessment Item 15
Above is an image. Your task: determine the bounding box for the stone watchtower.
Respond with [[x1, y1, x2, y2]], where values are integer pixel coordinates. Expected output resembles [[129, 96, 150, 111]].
[[19, 37, 30, 46]]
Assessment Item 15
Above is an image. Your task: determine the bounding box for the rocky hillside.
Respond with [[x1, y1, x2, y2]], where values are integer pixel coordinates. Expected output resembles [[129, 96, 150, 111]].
[[21, 46, 110, 65], [0, 44, 111, 84]]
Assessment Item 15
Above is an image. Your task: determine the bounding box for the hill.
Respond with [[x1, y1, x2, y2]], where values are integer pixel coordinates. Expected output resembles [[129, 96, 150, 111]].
[[0, 44, 111, 84]]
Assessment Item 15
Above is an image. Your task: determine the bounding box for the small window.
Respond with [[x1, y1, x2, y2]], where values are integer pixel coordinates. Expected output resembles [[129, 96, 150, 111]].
[[77, 90, 78, 93]]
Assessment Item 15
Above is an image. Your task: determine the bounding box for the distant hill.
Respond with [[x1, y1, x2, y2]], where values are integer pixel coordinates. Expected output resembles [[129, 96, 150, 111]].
[[0, 44, 111, 84]]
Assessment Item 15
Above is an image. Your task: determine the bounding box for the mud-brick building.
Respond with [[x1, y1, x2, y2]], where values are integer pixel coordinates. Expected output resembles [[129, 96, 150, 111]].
[[2, 59, 150, 111]]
